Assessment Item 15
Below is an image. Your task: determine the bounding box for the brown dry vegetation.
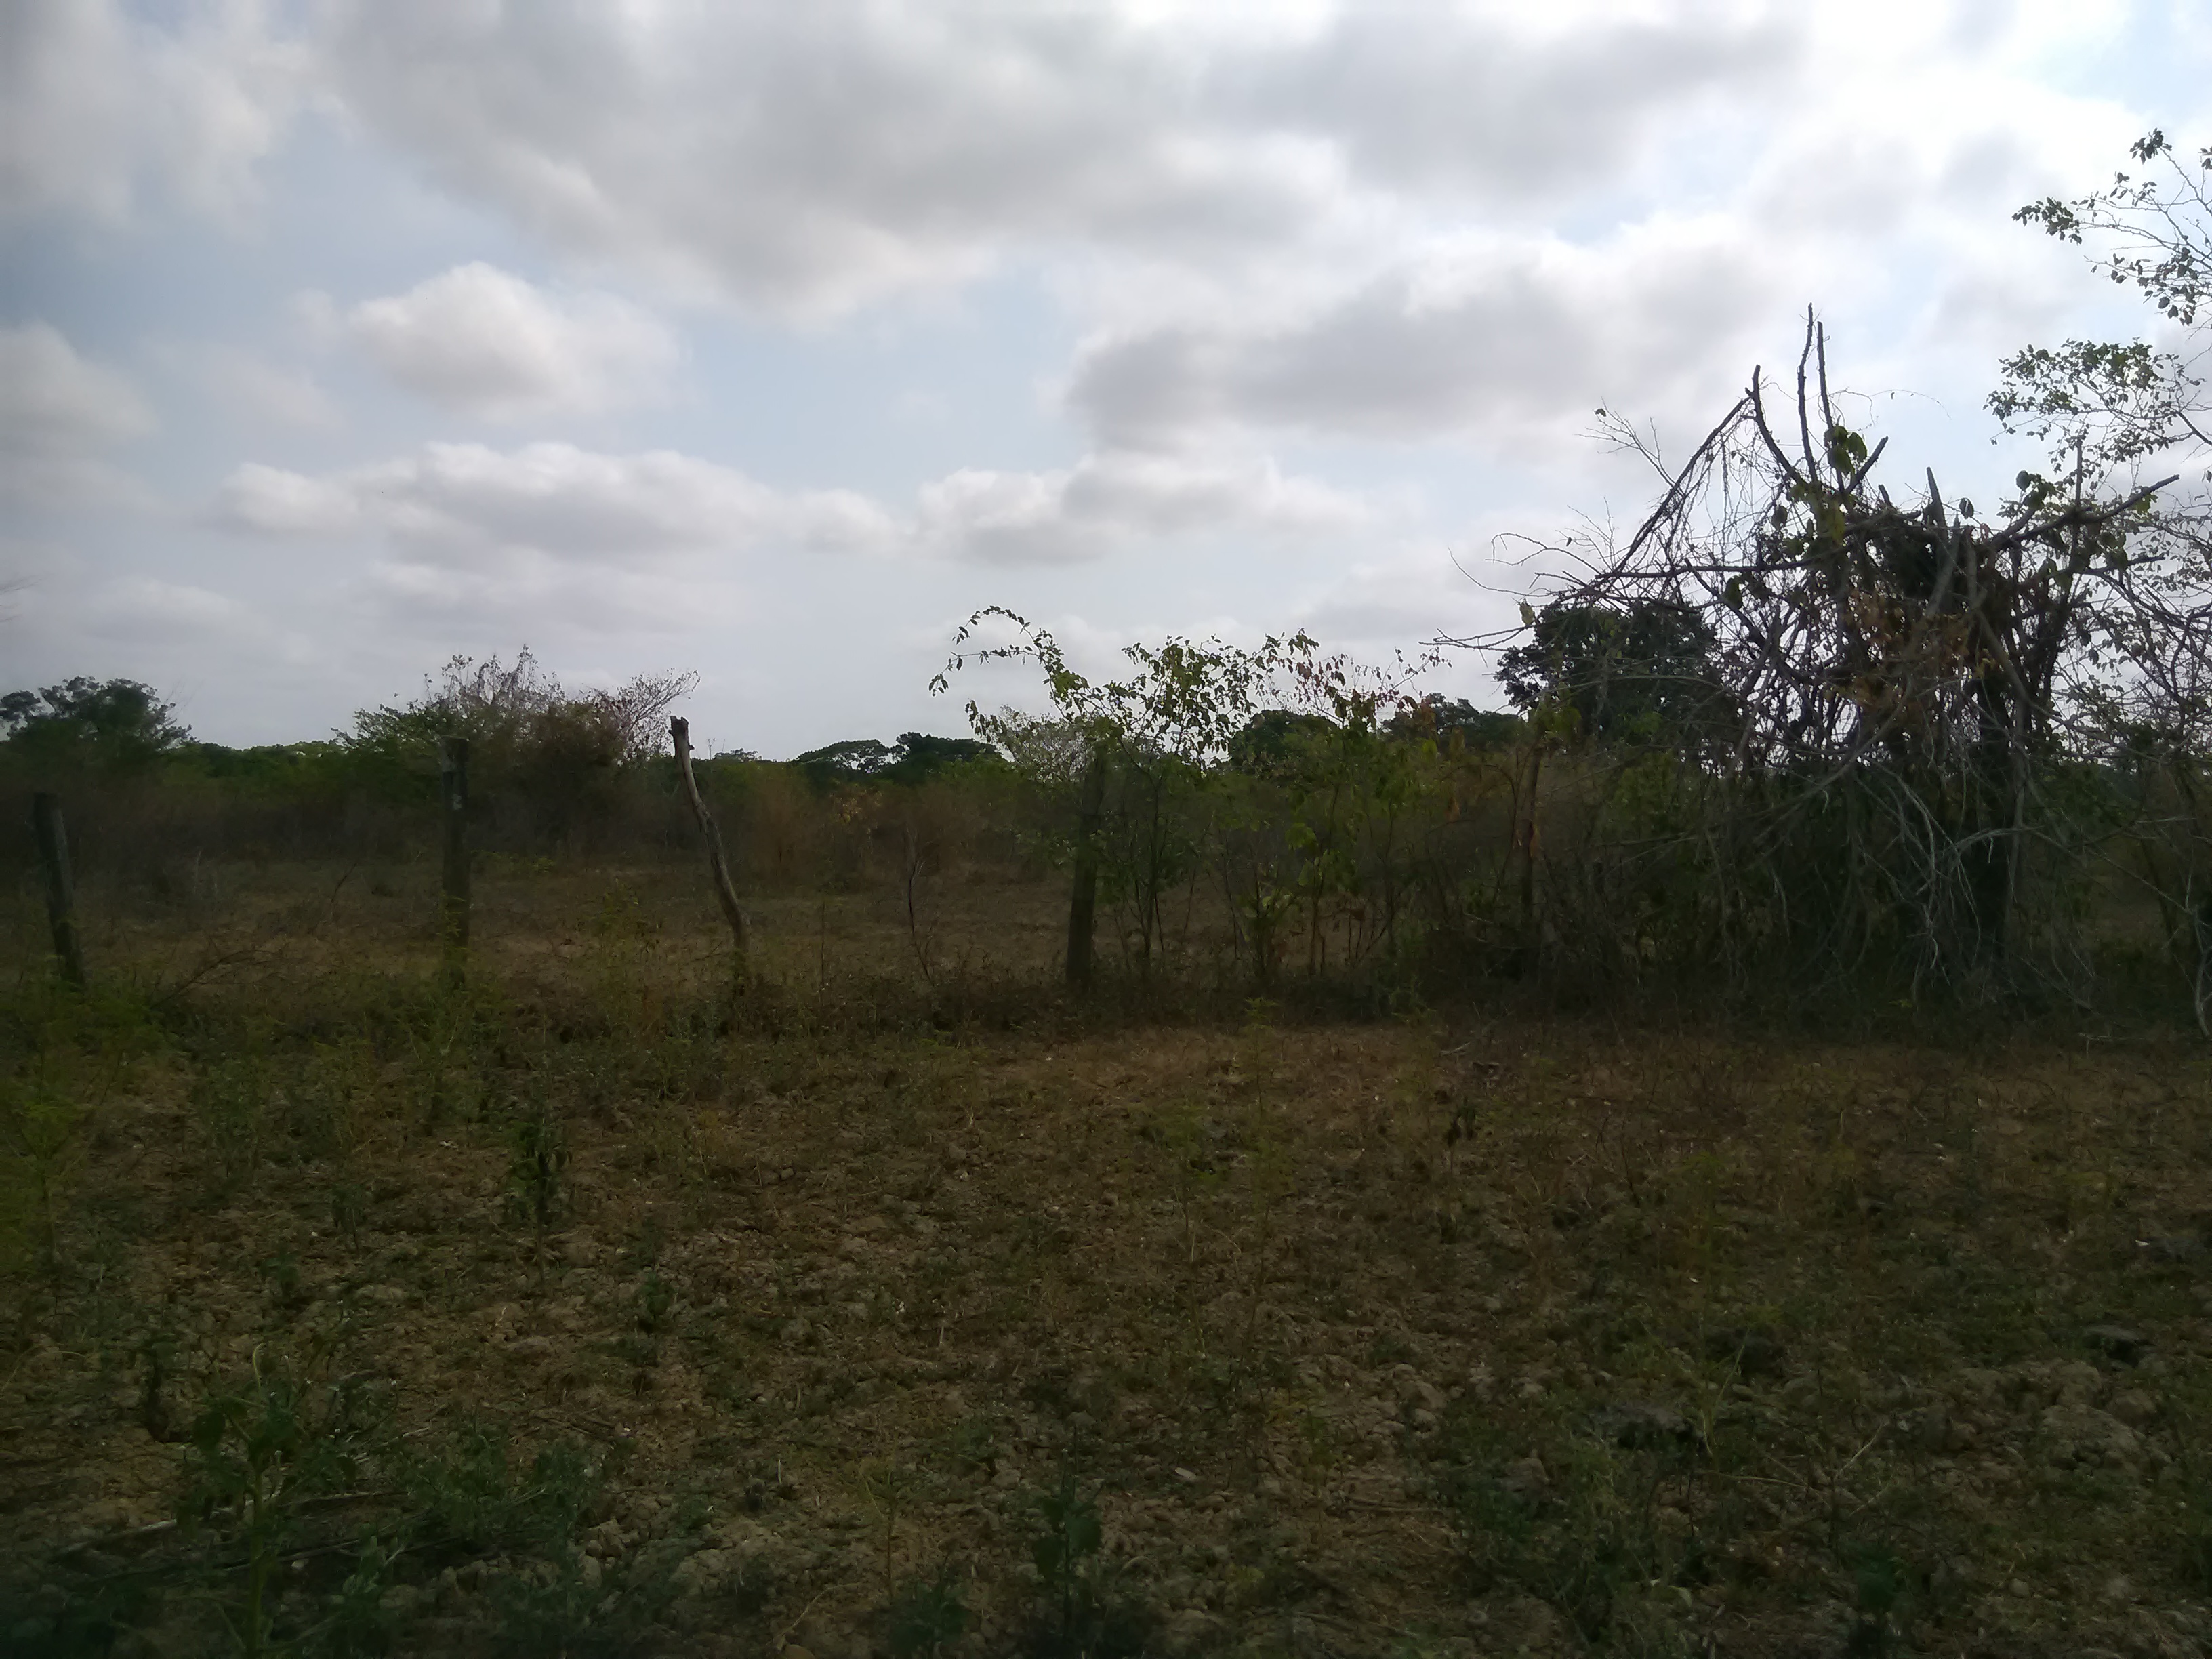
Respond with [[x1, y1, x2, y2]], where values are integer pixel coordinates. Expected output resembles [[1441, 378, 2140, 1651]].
[[6, 859, 2212, 1659]]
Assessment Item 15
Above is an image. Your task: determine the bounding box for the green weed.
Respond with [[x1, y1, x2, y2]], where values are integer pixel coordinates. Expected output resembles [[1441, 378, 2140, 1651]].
[[0, 1071, 85, 1271], [883, 1566, 970, 1658], [1021, 1475, 1149, 1658], [191, 1054, 272, 1195], [313, 1533, 400, 1657], [179, 1349, 379, 1658], [1431, 1408, 1711, 1649], [504, 1094, 569, 1281], [1842, 1539, 1915, 1656]]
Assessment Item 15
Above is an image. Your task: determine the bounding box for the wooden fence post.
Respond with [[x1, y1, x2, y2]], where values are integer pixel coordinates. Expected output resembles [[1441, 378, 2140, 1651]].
[[438, 737, 470, 977], [1515, 741, 1544, 973], [30, 792, 87, 987], [670, 718, 750, 969], [1065, 743, 1107, 993], [2195, 888, 2212, 1038]]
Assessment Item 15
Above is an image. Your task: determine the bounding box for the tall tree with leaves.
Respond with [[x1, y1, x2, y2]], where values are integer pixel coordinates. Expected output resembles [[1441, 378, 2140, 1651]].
[[1496, 597, 1731, 755], [0, 677, 190, 776]]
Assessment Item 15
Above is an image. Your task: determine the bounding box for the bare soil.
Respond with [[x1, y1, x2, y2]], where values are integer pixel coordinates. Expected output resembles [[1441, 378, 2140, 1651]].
[[5, 863, 2212, 1656]]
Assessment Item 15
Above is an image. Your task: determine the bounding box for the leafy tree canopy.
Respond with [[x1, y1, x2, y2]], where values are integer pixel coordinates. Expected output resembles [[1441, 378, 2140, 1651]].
[[792, 738, 897, 783], [1221, 712, 1336, 783], [935, 607, 1323, 777], [1387, 695, 1524, 752], [885, 732, 998, 783], [1227, 708, 1339, 777], [791, 733, 1000, 787], [0, 676, 190, 773], [1494, 598, 1725, 749]]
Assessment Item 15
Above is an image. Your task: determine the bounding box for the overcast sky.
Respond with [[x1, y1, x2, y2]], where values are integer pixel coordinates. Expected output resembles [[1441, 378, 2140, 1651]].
[[3, 1, 2205, 756]]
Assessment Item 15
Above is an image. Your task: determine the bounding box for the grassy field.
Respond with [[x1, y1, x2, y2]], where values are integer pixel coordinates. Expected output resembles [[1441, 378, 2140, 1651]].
[[5, 859, 2212, 1658]]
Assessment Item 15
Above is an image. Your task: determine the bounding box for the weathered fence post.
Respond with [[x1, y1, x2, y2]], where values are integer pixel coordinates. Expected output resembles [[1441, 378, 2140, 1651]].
[[438, 737, 470, 979], [670, 718, 750, 970], [30, 792, 86, 987], [2195, 888, 2212, 1038], [1515, 740, 1544, 975], [1065, 743, 1107, 993]]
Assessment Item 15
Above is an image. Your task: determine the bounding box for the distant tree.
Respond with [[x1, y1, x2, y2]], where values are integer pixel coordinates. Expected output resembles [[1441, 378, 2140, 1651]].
[[1386, 694, 1523, 751], [883, 732, 997, 784], [0, 676, 190, 773], [177, 741, 348, 789], [792, 733, 1002, 787], [346, 651, 695, 773], [791, 738, 897, 786], [340, 650, 697, 853], [1227, 708, 1339, 777], [1494, 597, 1727, 750]]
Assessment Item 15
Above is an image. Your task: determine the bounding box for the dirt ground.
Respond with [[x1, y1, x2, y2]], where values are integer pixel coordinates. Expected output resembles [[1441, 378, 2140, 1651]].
[[5, 861, 2212, 1656]]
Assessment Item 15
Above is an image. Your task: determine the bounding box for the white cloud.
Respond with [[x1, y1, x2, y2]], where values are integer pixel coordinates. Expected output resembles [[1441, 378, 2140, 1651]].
[[19, 3, 2175, 458], [163, 342, 341, 429], [283, 0, 2211, 496], [315, 1, 1799, 316], [215, 443, 883, 631], [216, 442, 895, 562], [319, 3, 1300, 314], [0, 323, 155, 504], [1, 0, 308, 222], [1220, 4, 1798, 201], [83, 576, 254, 642], [288, 1, 2163, 465], [918, 447, 1377, 565], [1291, 530, 1548, 668], [346, 263, 678, 421], [216, 462, 360, 537], [216, 438, 1382, 577], [1070, 218, 1775, 448], [355, 553, 718, 634]]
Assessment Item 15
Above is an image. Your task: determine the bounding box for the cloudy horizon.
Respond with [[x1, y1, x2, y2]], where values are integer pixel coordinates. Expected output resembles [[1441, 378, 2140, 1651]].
[[3, 0, 2203, 757]]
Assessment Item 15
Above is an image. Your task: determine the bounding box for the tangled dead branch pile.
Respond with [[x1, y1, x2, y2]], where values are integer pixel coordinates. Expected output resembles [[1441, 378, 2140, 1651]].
[[1487, 314, 2211, 1002]]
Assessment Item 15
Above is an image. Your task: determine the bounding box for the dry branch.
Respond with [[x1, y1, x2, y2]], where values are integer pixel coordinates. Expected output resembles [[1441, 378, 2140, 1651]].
[[1466, 311, 2212, 1002]]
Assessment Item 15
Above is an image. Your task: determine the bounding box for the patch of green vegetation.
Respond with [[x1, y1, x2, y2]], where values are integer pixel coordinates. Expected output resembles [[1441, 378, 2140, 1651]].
[[1019, 1475, 1153, 1658], [178, 1350, 381, 1657]]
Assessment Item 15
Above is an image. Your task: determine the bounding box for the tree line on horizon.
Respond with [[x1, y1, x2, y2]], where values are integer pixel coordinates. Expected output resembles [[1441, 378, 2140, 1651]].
[[0, 657, 1528, 799]]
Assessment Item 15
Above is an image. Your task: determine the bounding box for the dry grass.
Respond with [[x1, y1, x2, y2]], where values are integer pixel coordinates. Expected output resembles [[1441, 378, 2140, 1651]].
[[4, 860, 2212, 1657]]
